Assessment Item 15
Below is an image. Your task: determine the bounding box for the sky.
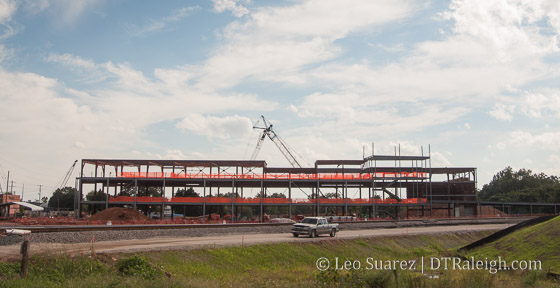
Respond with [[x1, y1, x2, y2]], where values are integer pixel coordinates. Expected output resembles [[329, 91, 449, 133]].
[[0, 0, 559, 201]]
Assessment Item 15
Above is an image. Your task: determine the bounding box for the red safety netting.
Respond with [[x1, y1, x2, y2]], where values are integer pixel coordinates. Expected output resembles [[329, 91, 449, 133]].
[[106, 196, 427, 204], [117, 171, 427, 180]]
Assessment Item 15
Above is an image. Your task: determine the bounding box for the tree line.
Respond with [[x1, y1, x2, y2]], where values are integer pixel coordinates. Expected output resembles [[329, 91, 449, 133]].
[[478, 166, 560, 203]]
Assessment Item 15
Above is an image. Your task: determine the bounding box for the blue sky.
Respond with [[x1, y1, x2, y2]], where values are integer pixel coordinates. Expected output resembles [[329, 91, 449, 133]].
[[0, 0, 559, 200]]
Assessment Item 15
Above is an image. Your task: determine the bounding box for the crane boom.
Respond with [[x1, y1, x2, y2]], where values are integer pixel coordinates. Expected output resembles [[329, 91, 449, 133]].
[[250, 116, 304, 168], [250, 131, 267, 161], [58, 160, 78, 189]]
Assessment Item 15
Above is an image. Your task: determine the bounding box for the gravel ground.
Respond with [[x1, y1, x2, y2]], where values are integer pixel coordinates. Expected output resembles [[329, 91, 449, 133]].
[[0, 218, 525, 246], [0, 225, 292, 246]]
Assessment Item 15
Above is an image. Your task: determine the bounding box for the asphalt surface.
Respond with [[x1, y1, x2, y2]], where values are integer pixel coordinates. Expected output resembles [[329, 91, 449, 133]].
[[0, 223, 511, 261]]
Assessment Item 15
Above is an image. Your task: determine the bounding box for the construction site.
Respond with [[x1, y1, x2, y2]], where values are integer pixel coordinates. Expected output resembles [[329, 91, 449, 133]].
[[74, 116, 482, 223], [2, 116, 558, 225]]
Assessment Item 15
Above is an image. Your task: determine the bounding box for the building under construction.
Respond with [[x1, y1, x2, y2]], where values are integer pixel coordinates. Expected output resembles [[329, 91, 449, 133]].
[[77, 116, 484, 221], [78, 152, 479, 221]]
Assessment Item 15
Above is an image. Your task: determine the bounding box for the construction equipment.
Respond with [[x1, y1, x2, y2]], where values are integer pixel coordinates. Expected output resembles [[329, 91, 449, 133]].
[[56, 160, 78, 190], [250, 116, 306, 168]]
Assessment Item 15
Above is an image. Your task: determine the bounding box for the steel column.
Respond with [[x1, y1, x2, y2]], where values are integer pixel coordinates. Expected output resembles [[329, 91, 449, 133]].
[[133, 178, 137, 209], [260, 180, 264, 223], [203, 179, 206, 223], [161, 177, 165, 219], [288, 180, 292, 220], [77, 160, 84, 219], [316, 180, 320, 216], [231, 179, 235, 223], [344, 181, 348, 216], [105, 178, 109, 210]]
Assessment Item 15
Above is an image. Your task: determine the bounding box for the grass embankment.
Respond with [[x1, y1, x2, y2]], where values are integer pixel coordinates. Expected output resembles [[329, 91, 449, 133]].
[[0, 230, 557, 287], [466, 215, 560, 273]]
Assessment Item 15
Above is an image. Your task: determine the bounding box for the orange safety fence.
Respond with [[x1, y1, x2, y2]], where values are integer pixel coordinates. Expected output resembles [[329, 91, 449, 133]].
[[235, 198, 261, 204], [109, 196, 167, 203], [110, 196, 134, 202], [117, 172, 427, 180], [168, 197, 203, 203]]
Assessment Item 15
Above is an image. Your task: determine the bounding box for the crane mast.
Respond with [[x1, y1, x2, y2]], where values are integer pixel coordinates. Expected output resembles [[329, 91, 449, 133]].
[[250, 116, 303, 168]]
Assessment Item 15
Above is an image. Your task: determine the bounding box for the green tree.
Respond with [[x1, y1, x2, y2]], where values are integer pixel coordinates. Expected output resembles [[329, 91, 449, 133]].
[[479, 167, 560, 210], [86, 190, 108, 201], [175, 187, 199, 197], [48, 187, 77, 209], [137, 186, 162, 197], [118, 187, 134, 197], [255, 191, 287, 198]]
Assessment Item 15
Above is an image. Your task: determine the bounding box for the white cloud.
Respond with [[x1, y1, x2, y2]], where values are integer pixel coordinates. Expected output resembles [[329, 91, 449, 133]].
[[489, 103, 516, 121], [141, 149, 189, 160], [485, 90, 560, 120], [0, 68, 128, 191], [0, 0, 17, 39], [442, 0, 559, 60], [40, 51, 279, 131], [44, 53, 112, 83], [45, 53, 96, 69], [0, 0, 16, 23], [494, 130, 560, 152], [431, 152, 452, 167], [176, 114, 253, 140], [545, 154, 560, 176], [0, 44, 12, 62], [198, 0, 413, 89], [127, 6, 199, 36], [21, 0, 49, 15], [287, 0, 560, 135], [510, 130, 560, 151], [520, 91, 560, 118], [50, 0, 102, 26], [212, 0, 249, 18]]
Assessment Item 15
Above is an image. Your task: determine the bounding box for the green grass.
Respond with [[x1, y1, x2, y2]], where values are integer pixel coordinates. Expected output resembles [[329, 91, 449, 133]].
[[0, 229, 558, 287], [465, 215, 560, 273]]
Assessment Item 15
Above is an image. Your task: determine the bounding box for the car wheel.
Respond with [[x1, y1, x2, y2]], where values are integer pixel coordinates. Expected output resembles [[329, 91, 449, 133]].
[[310, 230, 316, 238], [292, 233, 299, 237], [330, 229, 336, 237]]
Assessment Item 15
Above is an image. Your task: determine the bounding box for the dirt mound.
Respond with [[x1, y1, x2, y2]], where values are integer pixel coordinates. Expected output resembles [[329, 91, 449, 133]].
[[89, 207, 148, 222]]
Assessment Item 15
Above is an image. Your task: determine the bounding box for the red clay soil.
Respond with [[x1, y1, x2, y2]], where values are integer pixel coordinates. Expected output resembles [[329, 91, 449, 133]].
[[89, 207, 149, 221]]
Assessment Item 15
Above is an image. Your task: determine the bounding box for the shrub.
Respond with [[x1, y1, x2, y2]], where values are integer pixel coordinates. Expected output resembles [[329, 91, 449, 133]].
[[116, 255, 163, 279]]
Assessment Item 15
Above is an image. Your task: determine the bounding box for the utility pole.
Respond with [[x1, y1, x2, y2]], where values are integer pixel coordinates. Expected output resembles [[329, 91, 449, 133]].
[[10, 181, 14, 194], [22, 184, 24, 201], [38, 185, 42, 202], [6, 171, 9, 195]]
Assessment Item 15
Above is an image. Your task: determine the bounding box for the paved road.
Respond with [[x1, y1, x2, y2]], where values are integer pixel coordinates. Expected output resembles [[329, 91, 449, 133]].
[[0, 223, 510, 261]]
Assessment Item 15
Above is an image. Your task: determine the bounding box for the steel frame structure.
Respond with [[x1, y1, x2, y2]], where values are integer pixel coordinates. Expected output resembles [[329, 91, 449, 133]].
[[77, 151, 490, 221]]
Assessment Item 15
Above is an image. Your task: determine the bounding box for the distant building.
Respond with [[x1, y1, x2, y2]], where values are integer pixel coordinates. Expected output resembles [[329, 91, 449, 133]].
[[0, 194, 21, 217]]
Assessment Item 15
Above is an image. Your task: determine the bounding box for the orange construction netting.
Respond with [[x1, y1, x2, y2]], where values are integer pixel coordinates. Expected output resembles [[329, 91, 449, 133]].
[[117, 172, 426, 180], [107, 196, 426, 205]]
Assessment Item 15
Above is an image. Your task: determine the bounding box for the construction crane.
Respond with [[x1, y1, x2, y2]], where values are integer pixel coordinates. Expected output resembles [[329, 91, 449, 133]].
[[56, 160, 78, 190], [250, 116, 306, 168]]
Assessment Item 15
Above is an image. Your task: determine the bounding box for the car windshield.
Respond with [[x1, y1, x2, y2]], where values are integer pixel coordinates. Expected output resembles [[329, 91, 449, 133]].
[[301, 218, 318, 224]]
